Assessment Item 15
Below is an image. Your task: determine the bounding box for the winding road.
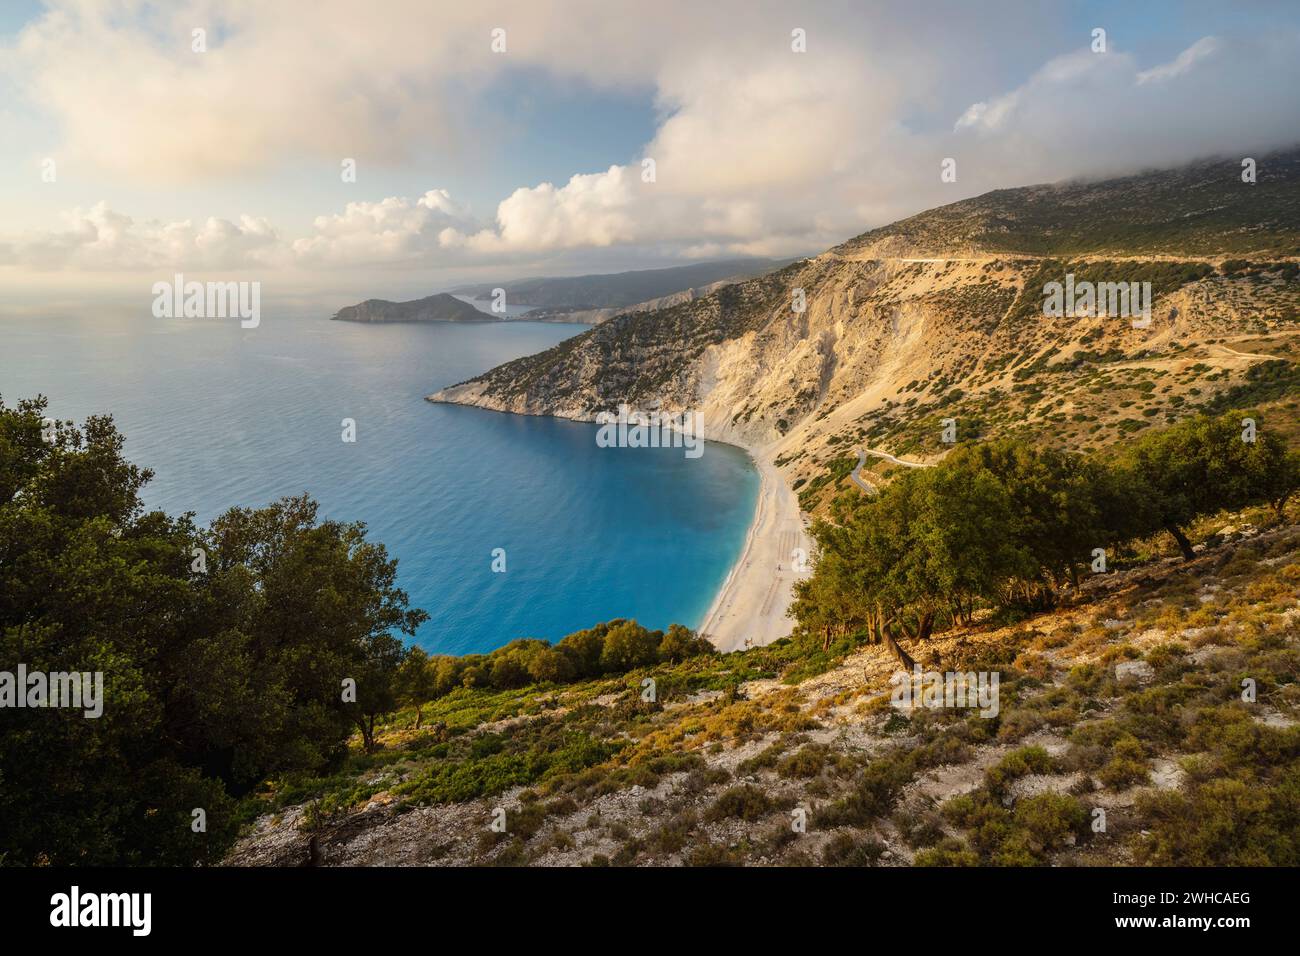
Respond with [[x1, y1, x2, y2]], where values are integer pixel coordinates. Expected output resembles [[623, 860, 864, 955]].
[[850, 446, 932, 494]]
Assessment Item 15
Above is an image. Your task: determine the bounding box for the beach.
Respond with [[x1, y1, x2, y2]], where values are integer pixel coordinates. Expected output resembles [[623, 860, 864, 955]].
[[698, 441, 811, 652]]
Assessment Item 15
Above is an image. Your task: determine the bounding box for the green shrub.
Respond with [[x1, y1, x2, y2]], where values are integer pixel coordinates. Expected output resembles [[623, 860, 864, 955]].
[[1096, 735, 1150, 790], [1012, 793, 1088, 856], [914, 837, 979, 866], [777, 744, 829, 779], [1135, 770, 1300, 866], [985, 746, 1054, 796], [821, 833, 886, 866], [705, 785, 774, 822]]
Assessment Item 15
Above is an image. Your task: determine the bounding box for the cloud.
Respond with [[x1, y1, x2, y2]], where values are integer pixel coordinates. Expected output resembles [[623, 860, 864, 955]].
[[0, 0, 708, 184], [0, 202, 280, 272], [291, 190, 479, 265], [947, 33, 1300, 186], [4, 1, 463, 182], [1137, 36, 1221, 85], [4, 4, 1299, 279]]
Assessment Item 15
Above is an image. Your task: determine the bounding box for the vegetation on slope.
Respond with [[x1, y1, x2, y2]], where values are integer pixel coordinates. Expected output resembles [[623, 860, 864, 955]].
[[227, 515, 1300, 868], [793, 411, 1300, 663], [0, 395, 431, 865], [0, 395, 727, 865], [6, 391, 1298, 868], [839, 148, 1300, 259]]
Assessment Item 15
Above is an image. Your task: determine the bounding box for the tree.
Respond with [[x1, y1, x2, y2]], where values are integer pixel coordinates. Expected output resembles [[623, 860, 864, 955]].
[[396, 647, 437, 729], [0, 395, 427, 864], [1120, 410, 1293, 559], [429, 655, 465, 697], [351, 634, 409, 753], [951, 441, 1116, 588], [557, 623, 611, 678], [527, 646, 577, 684], [658, 623, 715, 662], [599, 620, 661, 671], [1249, 443, 1300, 521], [898, 465, 1037, 625], [791, 410, 1300, 669]]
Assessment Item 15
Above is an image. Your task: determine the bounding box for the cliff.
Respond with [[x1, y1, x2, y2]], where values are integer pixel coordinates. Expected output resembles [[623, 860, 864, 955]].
[[430, 150, 1300, 515]]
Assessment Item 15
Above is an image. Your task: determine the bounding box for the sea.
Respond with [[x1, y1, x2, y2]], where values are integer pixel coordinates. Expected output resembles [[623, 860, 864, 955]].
[[0, 298, 759, 655]]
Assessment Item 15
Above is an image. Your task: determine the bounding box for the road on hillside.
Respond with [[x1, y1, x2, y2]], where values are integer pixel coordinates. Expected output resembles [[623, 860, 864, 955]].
[[850, 446, 932, 494]]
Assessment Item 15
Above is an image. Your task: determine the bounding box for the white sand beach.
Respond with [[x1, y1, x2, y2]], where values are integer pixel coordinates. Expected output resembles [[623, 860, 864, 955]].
[[699, 442, 811, 652]]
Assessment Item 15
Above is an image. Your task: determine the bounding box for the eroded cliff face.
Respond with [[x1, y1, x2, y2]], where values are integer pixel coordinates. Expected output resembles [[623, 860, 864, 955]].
[[430, 152, 1300, 513], [432, 246, 1299, 511]]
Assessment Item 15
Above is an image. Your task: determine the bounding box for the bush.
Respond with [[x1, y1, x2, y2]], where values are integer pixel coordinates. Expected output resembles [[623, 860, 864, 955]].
[[1136, 771, 1300, 866], [985, 746, 1054, 796], [821, 833, 886, 866], [914, 837, 979, 866], [686, 842, 744, 866], [705, 785, 774, 822], [777, 744, 830, 779], [1012, 793, 1088, 856], [1096, 735, 1150, 790]]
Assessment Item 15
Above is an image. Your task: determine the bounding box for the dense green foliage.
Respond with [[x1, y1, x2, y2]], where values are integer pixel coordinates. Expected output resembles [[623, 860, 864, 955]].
[[793, 410, 1300, 658], [0, 396, 714, 865], [402, 621, 714, 707], [0, 396, 427, 865]]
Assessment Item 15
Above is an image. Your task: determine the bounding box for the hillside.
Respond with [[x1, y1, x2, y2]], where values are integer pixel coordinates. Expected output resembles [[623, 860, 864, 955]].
[[332, 293, 489, 323], [218, 151, 1300, 869], [225, 514, 1300, 867], [451, 258, 789, 313], [840, 151, 1300, 260], [523, 275, 773, 325], [430, 149, 1300, 518]]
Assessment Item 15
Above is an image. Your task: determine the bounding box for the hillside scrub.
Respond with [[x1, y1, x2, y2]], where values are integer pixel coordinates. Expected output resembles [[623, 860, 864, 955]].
[[0, 395, 718, 865], [792, 410, 1300, 664], [0, 395, 427, 865]]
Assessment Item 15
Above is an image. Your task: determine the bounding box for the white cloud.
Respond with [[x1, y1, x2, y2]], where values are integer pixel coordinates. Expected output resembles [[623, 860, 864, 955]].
[[456, 166, 644, 253], [947, 34, 1300, 186], [3, 5, 1299, 279], [0, 202, 280, 271], [291, 190, 478, 265], [1137, 36, 1221, 85]]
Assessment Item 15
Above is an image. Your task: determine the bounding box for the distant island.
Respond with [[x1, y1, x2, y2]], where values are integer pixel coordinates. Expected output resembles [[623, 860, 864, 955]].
[[331, 258, 793, 327], [331, 293, 491, 323]]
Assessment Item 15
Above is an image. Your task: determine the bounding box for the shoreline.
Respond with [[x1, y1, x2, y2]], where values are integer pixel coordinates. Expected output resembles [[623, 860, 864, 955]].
[[427, 390, 810, 654], [696, 439, 811, 653]]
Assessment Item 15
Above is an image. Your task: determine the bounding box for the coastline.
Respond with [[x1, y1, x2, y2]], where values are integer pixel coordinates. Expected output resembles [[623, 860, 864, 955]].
[[427, 388, 810, 654], [697, 439, 811, 652]]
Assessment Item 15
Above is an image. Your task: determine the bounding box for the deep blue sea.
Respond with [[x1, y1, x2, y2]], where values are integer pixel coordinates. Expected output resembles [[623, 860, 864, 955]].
[[0, 303, 759, 655]]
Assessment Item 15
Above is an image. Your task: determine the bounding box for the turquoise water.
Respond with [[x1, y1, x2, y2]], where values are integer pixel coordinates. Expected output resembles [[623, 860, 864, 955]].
[[0, 305, 759, 655]]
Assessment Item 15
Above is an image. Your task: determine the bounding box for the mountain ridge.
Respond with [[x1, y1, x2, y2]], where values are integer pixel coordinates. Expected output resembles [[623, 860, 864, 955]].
[[451, 257, 792, 312], [429, 149, 1300, 513]]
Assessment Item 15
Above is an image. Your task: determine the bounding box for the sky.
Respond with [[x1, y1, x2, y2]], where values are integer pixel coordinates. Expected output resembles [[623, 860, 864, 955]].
[[1, 0, 1298, 300]]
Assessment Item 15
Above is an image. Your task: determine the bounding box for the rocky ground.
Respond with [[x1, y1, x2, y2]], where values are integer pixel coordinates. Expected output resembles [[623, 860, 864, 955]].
[[226, 516, 1300, 867]]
